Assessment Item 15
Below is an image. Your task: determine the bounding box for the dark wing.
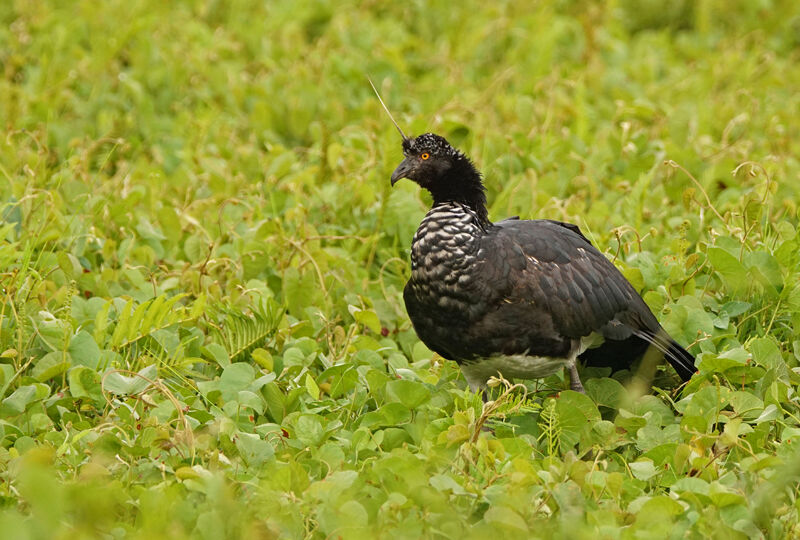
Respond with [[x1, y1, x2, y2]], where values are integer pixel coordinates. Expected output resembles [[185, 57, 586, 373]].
[[481, 219, 652, 339], [473, 219, 695, 380], [539, 219, 592, 243]]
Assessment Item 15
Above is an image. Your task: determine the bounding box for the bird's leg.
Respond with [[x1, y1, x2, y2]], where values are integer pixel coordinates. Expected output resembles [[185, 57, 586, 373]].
[[567, 361, 585, 393], [461, 366, 491, 400]]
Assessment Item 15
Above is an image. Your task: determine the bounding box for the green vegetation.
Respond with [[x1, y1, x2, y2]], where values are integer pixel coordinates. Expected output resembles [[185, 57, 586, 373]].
[[2, 0, 800, 537]]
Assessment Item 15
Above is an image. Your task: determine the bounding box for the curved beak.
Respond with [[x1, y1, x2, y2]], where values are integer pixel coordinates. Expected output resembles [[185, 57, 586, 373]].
[[390, 157, 414, 186]]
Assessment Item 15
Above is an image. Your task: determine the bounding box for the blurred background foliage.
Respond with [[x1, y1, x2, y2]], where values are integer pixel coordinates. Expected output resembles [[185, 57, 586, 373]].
[[1, 0, 800, 537]]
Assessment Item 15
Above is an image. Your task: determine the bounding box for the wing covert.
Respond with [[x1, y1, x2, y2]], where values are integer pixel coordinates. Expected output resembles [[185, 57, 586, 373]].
[[478, 219, 655, 340]]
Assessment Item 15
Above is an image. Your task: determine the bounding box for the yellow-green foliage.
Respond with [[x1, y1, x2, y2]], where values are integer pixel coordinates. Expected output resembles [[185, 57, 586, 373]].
[[1, 0, 800, 537]]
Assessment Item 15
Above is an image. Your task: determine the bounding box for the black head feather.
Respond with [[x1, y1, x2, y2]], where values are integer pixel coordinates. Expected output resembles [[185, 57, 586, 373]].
[[392, 133, 489, 224], [402, 133, 463, 159]]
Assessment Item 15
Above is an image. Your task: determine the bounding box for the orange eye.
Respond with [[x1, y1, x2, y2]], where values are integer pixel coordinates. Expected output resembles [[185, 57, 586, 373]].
[[421, 152, 430, 160]]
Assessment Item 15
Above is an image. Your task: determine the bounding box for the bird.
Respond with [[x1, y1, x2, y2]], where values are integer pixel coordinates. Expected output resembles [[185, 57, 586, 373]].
[[371, 83, 696, 394]]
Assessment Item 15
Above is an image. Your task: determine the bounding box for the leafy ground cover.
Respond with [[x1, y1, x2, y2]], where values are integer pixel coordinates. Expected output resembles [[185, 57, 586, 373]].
[[2, 0, 800, 537]]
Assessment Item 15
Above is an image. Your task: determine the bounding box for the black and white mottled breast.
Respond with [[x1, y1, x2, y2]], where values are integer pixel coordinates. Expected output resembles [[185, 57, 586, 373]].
[[403, 202, 488, 360], [408, 202, 483, 301]]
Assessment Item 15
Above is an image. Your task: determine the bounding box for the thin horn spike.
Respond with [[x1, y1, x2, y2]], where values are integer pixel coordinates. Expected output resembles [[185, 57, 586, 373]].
[[367, 77, 408, 142]]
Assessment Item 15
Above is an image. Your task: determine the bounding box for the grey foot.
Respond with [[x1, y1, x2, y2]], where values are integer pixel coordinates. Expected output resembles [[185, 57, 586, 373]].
[[568, 363, 585, 394]]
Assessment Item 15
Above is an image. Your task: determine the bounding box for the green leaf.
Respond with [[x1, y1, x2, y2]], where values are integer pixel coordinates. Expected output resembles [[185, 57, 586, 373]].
[[136, 217, 166, 241], [57, 252, 81, 279], [294, 414, 325, 446], [110, 298, 135, 347], [744, 251, 783, 292], [68, 366, 104, 404], [282, 347, 310, 368], [305, 373, 320, 400], [482, 506, 529, 533], [93, 300, 113, 345], [671, 477, 710, 496], [36, 312, 70, 351], [189, 293, 206, 319], [555, 390, 601, 449], [709, 488, 746, 508], [68, 331, 101, 369], [237, 390, 266, 415], [336, 500, 368, 528], [202, 343, 230, 367], [707, 246, 748, 293], [729, 391, 764, 420], [251, 348, 273, 371], [662, 297, 716, 348], [0, 364, 15, 400], [32, 351, 71, 382], [385, 379, 430, 409], [282, 267, 318, 318], [219, 363, 255, 399], [411, 341, 433, 362], [235, 432, 274, 467], [637, 425, 679, 452], [103, 365, 157, 395], [586, 377, 626, 408], [262, 382, 286, 421], [0, 385, 39, 416], [429, 474, 467, 494], [750, 337, 783, 370], [683, 385, 729, 419], [348, 305, 382, 334], [184, 235, 206, 263], [629, 459, 658, 481], [320, 364, 359, 398], [360, 402, 411, 428], [754, 404, 779, 423], [720, 301, 751, 318], [637, 495, 685, 518]]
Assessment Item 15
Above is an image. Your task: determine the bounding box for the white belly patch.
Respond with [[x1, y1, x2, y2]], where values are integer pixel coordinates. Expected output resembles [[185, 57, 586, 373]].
[[460, 355, 570, 391], [457, 334, 600, 391]]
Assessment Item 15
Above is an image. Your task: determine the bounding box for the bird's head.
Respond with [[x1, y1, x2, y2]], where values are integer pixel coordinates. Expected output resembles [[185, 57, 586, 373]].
[[390, 133, 462, 187], [367, 78, 488, 221], [390, 132, 488, 222]]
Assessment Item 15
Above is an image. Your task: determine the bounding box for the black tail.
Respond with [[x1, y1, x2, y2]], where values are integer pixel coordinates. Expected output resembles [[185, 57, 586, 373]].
[[580, 331, 696, 383], [634, 329, 696, 382]]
